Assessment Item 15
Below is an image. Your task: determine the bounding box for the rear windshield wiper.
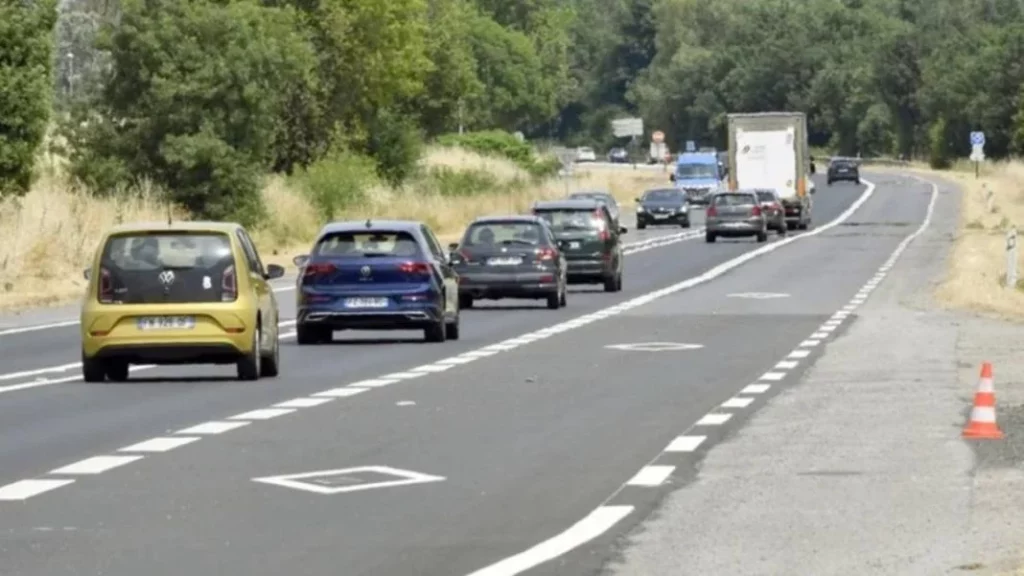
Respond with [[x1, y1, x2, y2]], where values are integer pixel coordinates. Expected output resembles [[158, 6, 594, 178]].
[[500, 239, 536, 245]]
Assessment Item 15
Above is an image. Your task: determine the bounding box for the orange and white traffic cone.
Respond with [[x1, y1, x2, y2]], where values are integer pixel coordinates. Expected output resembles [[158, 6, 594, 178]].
[[963, 362, 1005, 440]]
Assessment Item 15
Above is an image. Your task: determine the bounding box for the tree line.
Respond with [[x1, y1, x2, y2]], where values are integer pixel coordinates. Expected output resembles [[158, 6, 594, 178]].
[[2, 0, 1022, 218]]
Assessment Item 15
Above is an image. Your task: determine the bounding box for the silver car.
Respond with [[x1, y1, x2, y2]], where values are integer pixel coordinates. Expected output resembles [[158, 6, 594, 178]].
[[704, 190, 769, 243], [753, 189, 787, 235]]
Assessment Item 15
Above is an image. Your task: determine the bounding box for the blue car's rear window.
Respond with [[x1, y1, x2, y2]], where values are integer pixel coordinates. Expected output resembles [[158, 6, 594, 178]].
[[314, 231, 421, 258]]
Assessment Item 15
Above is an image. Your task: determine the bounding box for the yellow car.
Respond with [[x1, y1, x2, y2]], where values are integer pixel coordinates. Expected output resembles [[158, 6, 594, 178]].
[[80, 221, 285, 382]]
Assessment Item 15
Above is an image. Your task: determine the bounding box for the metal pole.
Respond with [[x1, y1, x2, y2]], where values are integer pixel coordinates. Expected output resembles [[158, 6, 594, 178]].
[[1007, 226, 1018, 288]]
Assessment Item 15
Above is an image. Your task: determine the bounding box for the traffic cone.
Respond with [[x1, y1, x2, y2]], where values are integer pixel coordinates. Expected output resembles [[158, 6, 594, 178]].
[[963, 362, 1005, 440]]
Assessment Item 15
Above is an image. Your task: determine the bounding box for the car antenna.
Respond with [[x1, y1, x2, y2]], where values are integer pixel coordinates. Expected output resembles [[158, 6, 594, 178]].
[[365, 218, 372, 228]]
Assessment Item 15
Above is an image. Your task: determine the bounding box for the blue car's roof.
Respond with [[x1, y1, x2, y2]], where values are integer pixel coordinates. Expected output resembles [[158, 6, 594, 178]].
[[318, 220, 423, 235], [676, 153, 717, 165]]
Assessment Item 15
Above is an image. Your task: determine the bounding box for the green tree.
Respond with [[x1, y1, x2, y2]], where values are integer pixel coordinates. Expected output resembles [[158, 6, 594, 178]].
[[0, 0, 58, 196], [63, 0, 318, 225]]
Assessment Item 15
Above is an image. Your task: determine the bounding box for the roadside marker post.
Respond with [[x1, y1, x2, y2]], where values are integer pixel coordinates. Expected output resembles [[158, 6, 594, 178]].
[[970, 131, 985, 178]]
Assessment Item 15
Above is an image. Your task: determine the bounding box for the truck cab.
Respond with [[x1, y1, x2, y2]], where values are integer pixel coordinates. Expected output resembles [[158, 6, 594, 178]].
[[669, 151, 723, 205]]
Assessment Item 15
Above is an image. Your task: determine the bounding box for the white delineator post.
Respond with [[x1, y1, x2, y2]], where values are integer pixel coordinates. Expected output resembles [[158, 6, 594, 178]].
[[1006, 226, 1018, 288]]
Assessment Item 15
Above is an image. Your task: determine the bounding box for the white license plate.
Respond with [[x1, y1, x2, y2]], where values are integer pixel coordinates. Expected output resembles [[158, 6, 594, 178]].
[[488, 257, 522, 266], [653, 214, 670, 219], [136, 316, 195, 330], [569, 241, 580, 249], [344, 297, 389, 308]]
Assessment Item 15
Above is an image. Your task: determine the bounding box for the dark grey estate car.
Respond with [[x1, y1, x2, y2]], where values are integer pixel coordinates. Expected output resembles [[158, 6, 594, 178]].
[[704, 191, 769, 243]]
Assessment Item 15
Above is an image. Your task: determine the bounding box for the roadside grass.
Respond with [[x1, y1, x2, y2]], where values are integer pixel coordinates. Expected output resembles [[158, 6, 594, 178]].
[[0, 147, 669, 312], [871, 159, 1024, 322]]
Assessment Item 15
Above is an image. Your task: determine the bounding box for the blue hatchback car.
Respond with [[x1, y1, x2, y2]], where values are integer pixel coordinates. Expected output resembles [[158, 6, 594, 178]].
[[293, 220, 461, 344]]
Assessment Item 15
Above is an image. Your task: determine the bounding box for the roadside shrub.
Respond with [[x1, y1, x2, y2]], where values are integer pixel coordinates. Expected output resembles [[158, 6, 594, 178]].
[[422, 166, 503, 197], [436, 130, 560, 179], [928, 117, 953, 170], [293, 149, 379, 221], [364, 108, 425, 187]]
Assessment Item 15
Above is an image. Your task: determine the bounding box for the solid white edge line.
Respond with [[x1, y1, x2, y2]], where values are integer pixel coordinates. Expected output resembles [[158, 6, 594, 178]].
[[313, 387, 370, 398], [626, 465, 675, 487], [464, 505, 634, 576], [273, 397, 335, 409]]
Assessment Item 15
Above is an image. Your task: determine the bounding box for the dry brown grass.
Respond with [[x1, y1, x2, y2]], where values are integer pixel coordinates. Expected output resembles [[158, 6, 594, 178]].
[[874, 160, 1024, 322], [0, 146, 668, 312]]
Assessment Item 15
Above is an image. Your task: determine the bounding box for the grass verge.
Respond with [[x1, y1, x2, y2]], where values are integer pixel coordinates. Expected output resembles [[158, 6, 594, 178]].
[[0, 146, 669, 312], [873, 159, 1024, 322]]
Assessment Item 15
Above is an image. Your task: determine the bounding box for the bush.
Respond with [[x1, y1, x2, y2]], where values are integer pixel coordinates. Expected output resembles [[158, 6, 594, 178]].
[[364, 108, 425, 187], [422, 166, 503, 197], [293, 149, 379, 221], [436, 130, 559, 179]]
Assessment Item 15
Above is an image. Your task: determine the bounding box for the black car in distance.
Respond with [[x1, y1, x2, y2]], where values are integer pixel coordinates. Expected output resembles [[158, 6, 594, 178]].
[[635, 188, 691, 229], [827, 157, 860, 185], [448, 216, 568, 310], [532, 199, 626, 293]]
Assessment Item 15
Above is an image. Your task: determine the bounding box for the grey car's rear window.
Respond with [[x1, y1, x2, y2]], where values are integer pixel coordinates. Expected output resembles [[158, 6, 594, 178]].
[[713, 194, 756, 206], [464, 222, 546, 246], [755, 191, 776, 201]]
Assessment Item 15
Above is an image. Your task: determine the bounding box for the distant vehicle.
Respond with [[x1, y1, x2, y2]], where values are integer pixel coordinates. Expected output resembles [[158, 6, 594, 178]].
[[293, 220, 460, 344], [532, 199, 627, 292], [753, 188, 787, 235], [704, 191, 769, 243], [80, 221, 285, 382], [607, 147, 629, 163], [568, 190, 621, 228], [575, 146, 597, 163], [669, 151, 723, 205], [635, 188, 691, 229], [726, 112, 814, 230], [448, 216, 567, 310], [827, 157, 860, 185]]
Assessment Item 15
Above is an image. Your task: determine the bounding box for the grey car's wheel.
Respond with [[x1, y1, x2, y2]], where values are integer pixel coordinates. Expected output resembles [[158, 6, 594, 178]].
[[458, 295, 473, 309], [237, 324, 261, 381], [637, 222, 646, 230], [705, 231, 716, 243], [559, 284, 567, 307], [681, 219, 690, 228], [756, 230, 768, 243]]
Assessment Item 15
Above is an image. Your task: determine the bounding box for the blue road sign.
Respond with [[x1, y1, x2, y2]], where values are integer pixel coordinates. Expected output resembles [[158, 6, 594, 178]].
[[971, 131, 985, 146], [685, 141, 696, 152]]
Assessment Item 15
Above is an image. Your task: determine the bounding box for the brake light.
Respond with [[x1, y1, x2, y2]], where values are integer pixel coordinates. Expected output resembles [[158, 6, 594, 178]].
[[221, 264, 237, 301], [706, 205, 717, 217], [750, 205, 762, 216], [399, 261, 431, 275], [303, 262, 336, 277], [98, 267, 113, 303], [536, 247, 557, 261], [598, 229, 610, 241]]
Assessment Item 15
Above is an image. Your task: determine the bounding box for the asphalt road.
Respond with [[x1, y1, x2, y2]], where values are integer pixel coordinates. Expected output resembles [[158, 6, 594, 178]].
[[0, 175, 906, 575]]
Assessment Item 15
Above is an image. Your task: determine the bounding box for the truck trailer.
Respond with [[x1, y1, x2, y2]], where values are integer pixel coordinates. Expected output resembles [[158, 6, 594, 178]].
[[726, 112, 816, 230]]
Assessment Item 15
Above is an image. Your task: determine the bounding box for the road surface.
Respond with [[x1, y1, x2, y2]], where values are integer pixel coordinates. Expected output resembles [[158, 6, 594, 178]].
[[0, 173, 934, 575]]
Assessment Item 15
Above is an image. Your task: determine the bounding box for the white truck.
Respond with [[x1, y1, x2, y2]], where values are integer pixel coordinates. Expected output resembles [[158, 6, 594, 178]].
[[726, 112, 816, 230]]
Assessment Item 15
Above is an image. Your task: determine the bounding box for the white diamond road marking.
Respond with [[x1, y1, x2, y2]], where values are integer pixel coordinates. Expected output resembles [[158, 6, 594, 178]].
[[665, 436, 706, 452], [626, 466, 675, 487], [51, 455, 143, 475], [252, 466, 446, 495], [176, 421, 250, 435], [119, 437, 200, 453]]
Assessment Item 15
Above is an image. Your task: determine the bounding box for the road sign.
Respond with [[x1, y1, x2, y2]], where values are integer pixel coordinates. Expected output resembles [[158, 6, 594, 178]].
[[970, 144, 985, 162], [651, 131, 665, 144], [604, 342, 704, 352], [611, 117, 644, 138], [971, 131, 985, 146], [685, 141, 696, 152], [252, 466, 445, 495]]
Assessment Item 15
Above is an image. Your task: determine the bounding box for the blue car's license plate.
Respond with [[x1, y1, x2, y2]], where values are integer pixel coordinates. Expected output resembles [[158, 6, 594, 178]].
[[344, 297, 388, 308]]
